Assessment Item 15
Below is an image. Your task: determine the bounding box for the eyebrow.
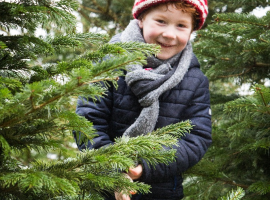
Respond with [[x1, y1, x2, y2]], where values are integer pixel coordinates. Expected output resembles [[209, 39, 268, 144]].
[[177, 19, 191, 24], [154, 14, 191, 24]]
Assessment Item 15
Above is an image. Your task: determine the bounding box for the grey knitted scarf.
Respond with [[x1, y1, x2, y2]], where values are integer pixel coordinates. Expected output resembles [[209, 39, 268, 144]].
[[120, 20, 193, 137]]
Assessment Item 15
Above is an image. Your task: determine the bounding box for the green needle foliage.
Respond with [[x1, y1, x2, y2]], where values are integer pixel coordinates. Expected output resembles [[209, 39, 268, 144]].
[[0, 0, 193, 199], [218, 187, 245, 200]]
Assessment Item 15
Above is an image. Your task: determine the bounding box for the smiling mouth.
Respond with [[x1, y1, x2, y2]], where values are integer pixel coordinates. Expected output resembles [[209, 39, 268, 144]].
[[158, 42, 174, 47]]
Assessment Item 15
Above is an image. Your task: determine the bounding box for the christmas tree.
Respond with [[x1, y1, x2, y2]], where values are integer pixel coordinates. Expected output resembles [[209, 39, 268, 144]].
[[0, 0, 193, 199]]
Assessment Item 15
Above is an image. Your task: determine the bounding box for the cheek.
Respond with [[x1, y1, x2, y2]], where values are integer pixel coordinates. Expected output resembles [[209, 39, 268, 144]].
[[178, 33, 191, 44], [143, 28, 158, 43]]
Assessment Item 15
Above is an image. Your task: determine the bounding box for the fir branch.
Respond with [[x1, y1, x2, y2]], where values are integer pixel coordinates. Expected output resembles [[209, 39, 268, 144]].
[[0, 78, 108, 128], [114, 42, 161, 57], [0, 171, 78, 197], [1, 35, 54, 61], [218, 58, 270, 69], [214, 13, 270, 29], [255, 86, 268, 107], [47, 32, 109, 50], [249, 181, 270, 195], [0, 41, 7, 49], [90, 0, 118, 22], [0, 52, 145, 129], [217, 66, 253, 78], [0, 1, 78, 34], [150, 120, 193, 137], [187, 171, 250, 189], [185, 160, 252, 190], [35, 133, 179, 173], [79, 4, 102, 13], [218, 180, 249, 189], [218, 187, 245, 200]]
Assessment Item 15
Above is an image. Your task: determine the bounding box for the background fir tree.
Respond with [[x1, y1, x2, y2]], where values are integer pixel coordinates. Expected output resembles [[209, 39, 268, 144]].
[[77, 0, 134, 36], [0, 0, 193, 199], [183, 0, 270, 199], [76, 0, 270, 36]]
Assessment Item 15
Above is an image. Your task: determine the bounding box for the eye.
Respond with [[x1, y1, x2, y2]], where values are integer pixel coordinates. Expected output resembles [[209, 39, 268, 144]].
[[156, 19, 165, 24], [178, 24, 186, 28]]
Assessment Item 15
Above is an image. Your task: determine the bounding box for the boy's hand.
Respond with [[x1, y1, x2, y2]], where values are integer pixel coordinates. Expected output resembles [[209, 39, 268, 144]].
[[115, 165, 143, 200], [128, 164, 143, 180], [115, 174, 132, 200], [115, 191, 131, 200]]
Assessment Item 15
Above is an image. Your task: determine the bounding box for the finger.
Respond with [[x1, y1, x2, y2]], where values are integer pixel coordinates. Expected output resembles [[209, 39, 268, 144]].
[[123, 194, 131, 200], [115, 174, 134, 200], [128, 164, 143, 180], [124, 173, 133, 182], [129, 164, 142, 174], [129, 190, 137, 195], [115, 191, 122, 200], [115, 192, 131, 200]]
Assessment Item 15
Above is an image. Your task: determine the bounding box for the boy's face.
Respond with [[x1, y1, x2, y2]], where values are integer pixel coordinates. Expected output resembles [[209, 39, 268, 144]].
[[138, 4, 193, 60]]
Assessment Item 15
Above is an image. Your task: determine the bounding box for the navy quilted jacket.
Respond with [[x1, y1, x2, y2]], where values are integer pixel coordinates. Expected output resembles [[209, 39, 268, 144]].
[[75, 45, 212, 200]]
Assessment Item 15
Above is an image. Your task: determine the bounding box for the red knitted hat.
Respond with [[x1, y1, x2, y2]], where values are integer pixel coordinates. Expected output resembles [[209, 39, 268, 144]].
[[132, 0, 208, 30]]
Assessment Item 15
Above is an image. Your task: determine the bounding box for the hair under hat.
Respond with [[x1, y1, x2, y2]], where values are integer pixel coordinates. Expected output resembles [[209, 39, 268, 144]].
[[132, 0, 208, 30]]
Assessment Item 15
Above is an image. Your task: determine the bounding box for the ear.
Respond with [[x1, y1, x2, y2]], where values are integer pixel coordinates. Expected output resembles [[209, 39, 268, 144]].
[[189, 31, 194, 41], [138, 19, 143, 28]]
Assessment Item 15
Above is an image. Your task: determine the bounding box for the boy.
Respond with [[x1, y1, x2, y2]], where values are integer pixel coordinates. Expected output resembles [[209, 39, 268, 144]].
[[75, 0, 211, 199]]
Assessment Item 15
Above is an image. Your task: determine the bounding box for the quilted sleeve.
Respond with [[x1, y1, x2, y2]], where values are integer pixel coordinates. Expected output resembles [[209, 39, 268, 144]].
[[74, 83, 114, 150]]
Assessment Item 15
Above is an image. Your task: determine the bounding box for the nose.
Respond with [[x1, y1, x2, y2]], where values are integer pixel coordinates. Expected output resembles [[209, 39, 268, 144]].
[[162, 26, 176, 39]]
